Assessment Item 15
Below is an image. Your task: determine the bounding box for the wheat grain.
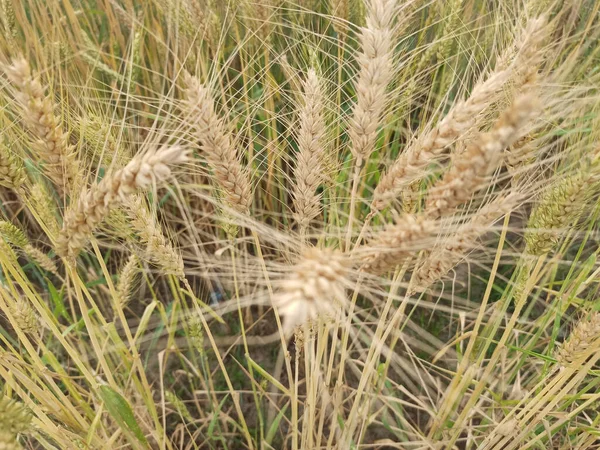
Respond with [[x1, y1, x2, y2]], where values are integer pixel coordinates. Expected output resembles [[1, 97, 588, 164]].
[[183, 72, 252, 215], [4, 57, 78, 194], [292, 69, 326, 235], [57, 145, 189, 259]]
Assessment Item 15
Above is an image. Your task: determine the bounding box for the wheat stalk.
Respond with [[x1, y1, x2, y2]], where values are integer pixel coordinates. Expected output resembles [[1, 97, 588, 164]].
[[292, 69, 327, 235], [183, 72, 252, 215], [4, 57, 79, 194], [57, 145, 189, 259]]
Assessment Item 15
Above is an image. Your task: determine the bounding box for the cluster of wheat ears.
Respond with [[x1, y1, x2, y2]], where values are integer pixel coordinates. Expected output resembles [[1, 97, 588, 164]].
[[0, 0, 600, 448]]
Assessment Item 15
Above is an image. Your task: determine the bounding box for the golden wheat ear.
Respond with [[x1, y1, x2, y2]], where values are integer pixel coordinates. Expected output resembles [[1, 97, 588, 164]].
[[372, 16, 549, 211], [3, 57, 79, 195], [57, 145, 189, 259], [182, 72, 252, 216], [273, 248, 351, 336], [423, 94, 539, 219], [292, 68, 327, 236]]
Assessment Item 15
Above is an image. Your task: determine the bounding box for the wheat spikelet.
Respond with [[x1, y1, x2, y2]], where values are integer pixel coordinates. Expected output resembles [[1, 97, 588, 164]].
[[0, 220, 58, 274], [3, 58, 78, 194], [116, 253, 138, 306], [183, 72, 252, 215], [292, 69, 326, 234], [411, 195, 517, 291], [57, 145, 189, 259], [424, 94, 537, 219], [525, 171, 590, 256], [274, 248, 350, 336], [0, 144, 25, 192], [360, 214, 435, 275], [372, 17, 548, 210], [347, 0, 396, 166], [126, 197, 185, 278], [556, 312, 600, 368]]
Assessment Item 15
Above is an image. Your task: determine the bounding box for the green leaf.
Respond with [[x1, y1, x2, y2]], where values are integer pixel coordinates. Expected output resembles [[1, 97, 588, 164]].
[[98, 385, 148, 446]]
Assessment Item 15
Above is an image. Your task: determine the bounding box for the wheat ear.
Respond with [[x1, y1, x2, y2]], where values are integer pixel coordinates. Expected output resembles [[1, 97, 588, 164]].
[[292, 69, 327, 235], [372, 16, 548, 210], [0, 396, 31, 443], [347, 0, 396, 165], [360, 214, 436, 275], [57, 145, 189, 259], [0, 220, 58, 274], [0, 144, 26, 193], [4, 57, 78, 194], [525, 171, 590, 256], [116, 253, 139, 306], [183, 72, 252, 215], [126, 196, 185, 278], [274, 248, 350, 337], [411, 195, 517, 291], [424, 94, 537, 219], [556, 312, 600, 368]]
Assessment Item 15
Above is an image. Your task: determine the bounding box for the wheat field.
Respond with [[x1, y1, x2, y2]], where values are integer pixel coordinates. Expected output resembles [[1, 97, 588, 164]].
[[0, 0, 600, 448]]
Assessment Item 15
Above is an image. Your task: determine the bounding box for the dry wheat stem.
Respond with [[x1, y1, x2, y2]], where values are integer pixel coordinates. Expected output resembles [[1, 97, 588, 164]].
[[4, 57, 79, 194], [183, 72, 252, 215], [372, 16, 548, 211], [57, 145, 189, 259], [292, 69, 326, 235]]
